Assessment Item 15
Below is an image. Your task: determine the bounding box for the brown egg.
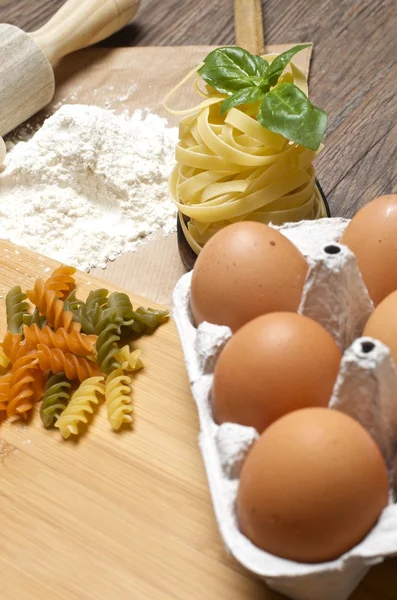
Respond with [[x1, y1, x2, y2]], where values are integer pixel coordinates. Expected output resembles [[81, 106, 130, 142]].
[[212, 313, 341, 432], [237, 408, 389, 563], [340, 194, 397, 306], [395, 455, 397, 491], [190, 221, 308, 332], [363, 290, 397, 365]]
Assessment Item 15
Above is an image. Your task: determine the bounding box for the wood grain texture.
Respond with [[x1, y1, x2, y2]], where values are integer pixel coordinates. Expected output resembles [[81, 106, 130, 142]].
[[0, 239, 283, 600], [30, 0, 140, 65], [2, 0, 395, 217], [234, 0, 265, 54], [0, 24, 54, 136]]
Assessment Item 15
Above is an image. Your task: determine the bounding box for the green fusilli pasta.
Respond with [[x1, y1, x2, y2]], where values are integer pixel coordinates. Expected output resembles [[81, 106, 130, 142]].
[[40, 373, 72, 428], [6, 286, 31, 334], [23, 307, 47, 329], [73, 289, 110, 335], [107, 292, 135, 327], [128, 307, 169, 336], [95, 309, 122, 374]]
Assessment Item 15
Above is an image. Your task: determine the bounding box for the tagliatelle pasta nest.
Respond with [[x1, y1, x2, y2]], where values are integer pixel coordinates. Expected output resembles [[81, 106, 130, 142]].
[[165, 54, 325, 255]]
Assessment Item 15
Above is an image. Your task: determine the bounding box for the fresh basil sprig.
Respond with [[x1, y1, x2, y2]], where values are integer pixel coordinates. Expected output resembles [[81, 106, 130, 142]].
[[198, 45, 326, 151]]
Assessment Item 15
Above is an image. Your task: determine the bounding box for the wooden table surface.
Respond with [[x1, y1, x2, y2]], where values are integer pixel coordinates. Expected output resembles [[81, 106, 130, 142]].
[[2, 0, 396, 218], [1, 2, 397, 600]]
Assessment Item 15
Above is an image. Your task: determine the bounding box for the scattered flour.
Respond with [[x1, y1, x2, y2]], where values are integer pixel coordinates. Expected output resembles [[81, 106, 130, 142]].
[[0, 104, 178, 270]]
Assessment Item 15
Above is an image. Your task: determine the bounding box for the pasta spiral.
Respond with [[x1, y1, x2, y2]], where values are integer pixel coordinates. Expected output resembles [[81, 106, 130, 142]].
[[115, 346, 143, 372], [31, 369, 46, 403], [107, 292, 135, 327], [0, 263, 167, 432], [24, 324, 96, 356], [0, 344, 11, 373], [105, 368, 133, 430], [44, 265, 76, 300], [129, 307, 169, 335], [55, 376, 105, 439], [0, 373, 11, 411], [40, 373, 72, 428], [64, 289, 84, 313], [27, 278, 75, 332], [3, 331, 22, 362], [37, 344, 101, 382], [7, 351, 39, 417], [23, 307, 47, 329], [165, 54, 324, 254], [74, 290, 110, 335], [6, 286, 30, 334], [96, 318, 121, 374]]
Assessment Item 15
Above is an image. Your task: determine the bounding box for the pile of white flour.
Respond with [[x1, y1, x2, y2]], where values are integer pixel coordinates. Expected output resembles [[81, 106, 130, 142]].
[[0, 105, 178, 270]]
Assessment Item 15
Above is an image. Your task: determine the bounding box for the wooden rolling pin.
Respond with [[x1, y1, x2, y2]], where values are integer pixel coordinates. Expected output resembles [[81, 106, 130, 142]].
[[0, 0, 140, 137]]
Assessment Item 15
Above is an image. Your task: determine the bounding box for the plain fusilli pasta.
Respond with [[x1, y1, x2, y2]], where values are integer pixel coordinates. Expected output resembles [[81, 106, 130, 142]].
[[115, 346, 143, 372], [105, 368, 133, 431], [55, 376, 105, 439]]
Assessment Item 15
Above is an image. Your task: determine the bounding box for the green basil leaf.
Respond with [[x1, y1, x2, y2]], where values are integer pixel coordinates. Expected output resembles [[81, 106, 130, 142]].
[[221, 86, 266, 114], [252, 55, 269, 77], [198, 46, 269, 94], [266, 44, 311, 87], [258, 83, 327, 151]]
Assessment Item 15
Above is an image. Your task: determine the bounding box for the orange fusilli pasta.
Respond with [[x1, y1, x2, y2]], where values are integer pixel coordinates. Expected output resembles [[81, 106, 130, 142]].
[[3, 331, 22, 362], [31, 369, 46, 403], [7, 351, 39, 417], [23, 324, 96, 356], [37, 344, 101, 382], [27, 278, 76, 332], [44, 265, 76, 300], [0, 373, 11, 411]]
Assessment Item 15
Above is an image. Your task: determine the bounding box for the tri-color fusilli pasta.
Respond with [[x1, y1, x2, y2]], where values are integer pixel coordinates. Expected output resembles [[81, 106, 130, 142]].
[[27, 278, 75, 332], [55, 376, 105, 439], [7, 350, 39, 418], [0, 344, 11, 373], [43, 265, 76, 300], [115, 346, 143, 372], [3, 331, 22, 362], [6, 286, 30, 334], [40, 373, 72, 428], [0, 373, 11, 412], [105, 368, 133, 431], [0, 262, 168, 439], [24, 324, 96, 356], [37, 344, 101, 382]]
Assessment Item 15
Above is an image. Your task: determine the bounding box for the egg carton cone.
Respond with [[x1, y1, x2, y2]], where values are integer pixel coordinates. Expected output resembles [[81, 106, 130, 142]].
[[172, 217, 397, 600]]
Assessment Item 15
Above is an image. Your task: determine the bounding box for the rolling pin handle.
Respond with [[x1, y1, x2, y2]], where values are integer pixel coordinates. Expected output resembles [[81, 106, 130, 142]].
[[29, 0, 140, 66]]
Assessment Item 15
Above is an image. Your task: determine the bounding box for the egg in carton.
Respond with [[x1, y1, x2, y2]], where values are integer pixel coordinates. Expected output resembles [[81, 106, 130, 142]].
[[172, 217, 397, 600]]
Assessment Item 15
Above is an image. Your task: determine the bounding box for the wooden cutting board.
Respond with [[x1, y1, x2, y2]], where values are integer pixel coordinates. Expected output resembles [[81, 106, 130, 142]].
[[0, 237, 280, 600]]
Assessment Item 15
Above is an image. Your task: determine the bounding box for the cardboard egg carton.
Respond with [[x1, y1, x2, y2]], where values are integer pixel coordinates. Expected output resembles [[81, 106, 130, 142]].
[[172, 217, 397, 600]]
